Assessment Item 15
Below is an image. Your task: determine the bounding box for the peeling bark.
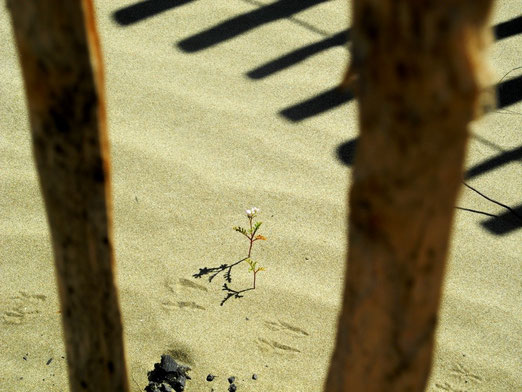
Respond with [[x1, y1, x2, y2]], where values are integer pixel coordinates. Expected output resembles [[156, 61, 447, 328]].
[[6, 1, 129, 391], [327, 1, 494, 391]]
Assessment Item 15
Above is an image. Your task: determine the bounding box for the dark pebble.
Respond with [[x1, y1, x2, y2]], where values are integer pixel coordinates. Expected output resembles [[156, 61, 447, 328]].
[[206, 374, 215, 382], [159, 354, 178, 373], [228, 376, 235, 384], [46, 358, 53, 365], [162, 383, 174, 392], [228, 384, 237, 392], [145, 354, 190, 392], [252, 374, 258, 380]]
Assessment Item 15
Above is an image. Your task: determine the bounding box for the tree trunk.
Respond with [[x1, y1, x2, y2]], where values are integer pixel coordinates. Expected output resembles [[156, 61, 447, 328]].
[[326, 1, 494, 391], [6, 1, 129, 391]]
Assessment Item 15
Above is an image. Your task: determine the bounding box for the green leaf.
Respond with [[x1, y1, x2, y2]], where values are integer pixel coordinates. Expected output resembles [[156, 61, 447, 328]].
[[252, 221, 262, 235]]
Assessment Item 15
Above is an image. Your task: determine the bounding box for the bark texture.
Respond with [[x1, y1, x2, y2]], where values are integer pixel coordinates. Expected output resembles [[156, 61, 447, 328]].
[[327, 1, 494, 391], [7, 1, 129, 391]]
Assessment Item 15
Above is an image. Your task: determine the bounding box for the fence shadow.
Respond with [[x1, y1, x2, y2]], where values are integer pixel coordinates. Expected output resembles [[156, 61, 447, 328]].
[[465, 145, 522, 179], [176, 0, 328, 52], [493, 15, 522, 40], [279, 87, 354, 122], [496, 74, 522, 109], [112, 0, 195, 26], [481, 205, 522, 235], [247, 29, 350, 79]]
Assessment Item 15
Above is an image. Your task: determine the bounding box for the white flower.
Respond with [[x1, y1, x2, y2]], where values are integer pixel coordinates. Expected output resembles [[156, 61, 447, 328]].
[[246, 207, 260, 218]]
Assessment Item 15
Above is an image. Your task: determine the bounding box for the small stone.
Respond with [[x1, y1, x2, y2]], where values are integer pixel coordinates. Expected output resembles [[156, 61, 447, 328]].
[[252, 374, 258, 380], [206, 374, 215, 382], [228, 384, 237, 392], [228, 376, 235, 384], [160, 355, 178, 373], [145, 355, 190, 392], [46, 358, 53, 365], [161, 382, 174, 392]]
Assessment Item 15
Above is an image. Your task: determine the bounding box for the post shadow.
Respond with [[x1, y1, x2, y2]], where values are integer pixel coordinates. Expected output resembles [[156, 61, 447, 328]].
[[481, 204, 522, 235], [176, 0, 328, 52], [493, 15, 522, 40], [496, 74, 522, 108], [112, 0, 195, 26], [279, 86, 354, 121], [465, 145, 522, 179], [336, 138, 358, 166], [247, 29, 350, 79]]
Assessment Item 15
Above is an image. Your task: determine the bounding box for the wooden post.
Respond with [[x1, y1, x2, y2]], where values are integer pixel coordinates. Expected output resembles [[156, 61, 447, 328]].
[[326, 0, 494, 391], [6, 1, 129, 391]]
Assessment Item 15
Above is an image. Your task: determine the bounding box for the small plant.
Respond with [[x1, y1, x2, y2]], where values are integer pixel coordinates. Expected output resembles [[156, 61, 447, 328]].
[[193, 207, 267, 305], [233, 207, 267, 289], [246, 258, 265, 289]]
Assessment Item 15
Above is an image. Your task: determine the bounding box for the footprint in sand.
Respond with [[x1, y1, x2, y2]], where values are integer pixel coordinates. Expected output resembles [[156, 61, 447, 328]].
[[161, 278, 207, 312], [2, 291, 47, 325], [256, 338, 301, 355], [161, 300, 206, 311], [434, 381, 467, 392], [263, 319, 310, 337], [256, 319, 310, 356], [433, 360, 483, 392], [449, 362, 483, 384]]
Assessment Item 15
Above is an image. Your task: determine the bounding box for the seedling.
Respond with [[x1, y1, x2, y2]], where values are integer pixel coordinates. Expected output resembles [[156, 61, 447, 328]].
[[246, 258, 265, 289], [193, 207, 267, 305]]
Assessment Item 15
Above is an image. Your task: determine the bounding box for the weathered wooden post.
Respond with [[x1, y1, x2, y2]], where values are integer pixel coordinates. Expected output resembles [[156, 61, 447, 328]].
[[326, 0, 494, 391], [6, 1, 129, 391]]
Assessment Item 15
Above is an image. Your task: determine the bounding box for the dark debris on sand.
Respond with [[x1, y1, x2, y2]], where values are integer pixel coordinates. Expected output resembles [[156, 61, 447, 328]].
[[145, 354, 191, 392]]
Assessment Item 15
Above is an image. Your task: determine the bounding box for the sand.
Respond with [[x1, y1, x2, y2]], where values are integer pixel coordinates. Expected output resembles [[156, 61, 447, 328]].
[[0, 1, 520, 391]]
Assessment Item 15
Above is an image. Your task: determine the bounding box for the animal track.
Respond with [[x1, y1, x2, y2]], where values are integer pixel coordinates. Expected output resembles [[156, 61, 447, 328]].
[[2, 291, 47, 325], [263, 319, 309, 337], [432, 360, 484, 392], [450, 362, 483, 384], [434, 381, 467, 392], [165, 278, 208, 295], [161, 278, 207, 312], [256, 319, 310, 356], [256, 338, 301, 355], [161, 299, 206, 311], [177, 278, 208, 292]]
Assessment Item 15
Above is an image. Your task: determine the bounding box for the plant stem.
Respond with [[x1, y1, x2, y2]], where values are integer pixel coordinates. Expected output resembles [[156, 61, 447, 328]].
[[253, 271, 256, 289], [247, 216, 254, 258], [248, 240, 253, 258]]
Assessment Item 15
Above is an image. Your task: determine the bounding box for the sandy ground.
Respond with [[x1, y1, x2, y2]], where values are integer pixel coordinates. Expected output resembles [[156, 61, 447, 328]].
[[1, 1, 521, 391]]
